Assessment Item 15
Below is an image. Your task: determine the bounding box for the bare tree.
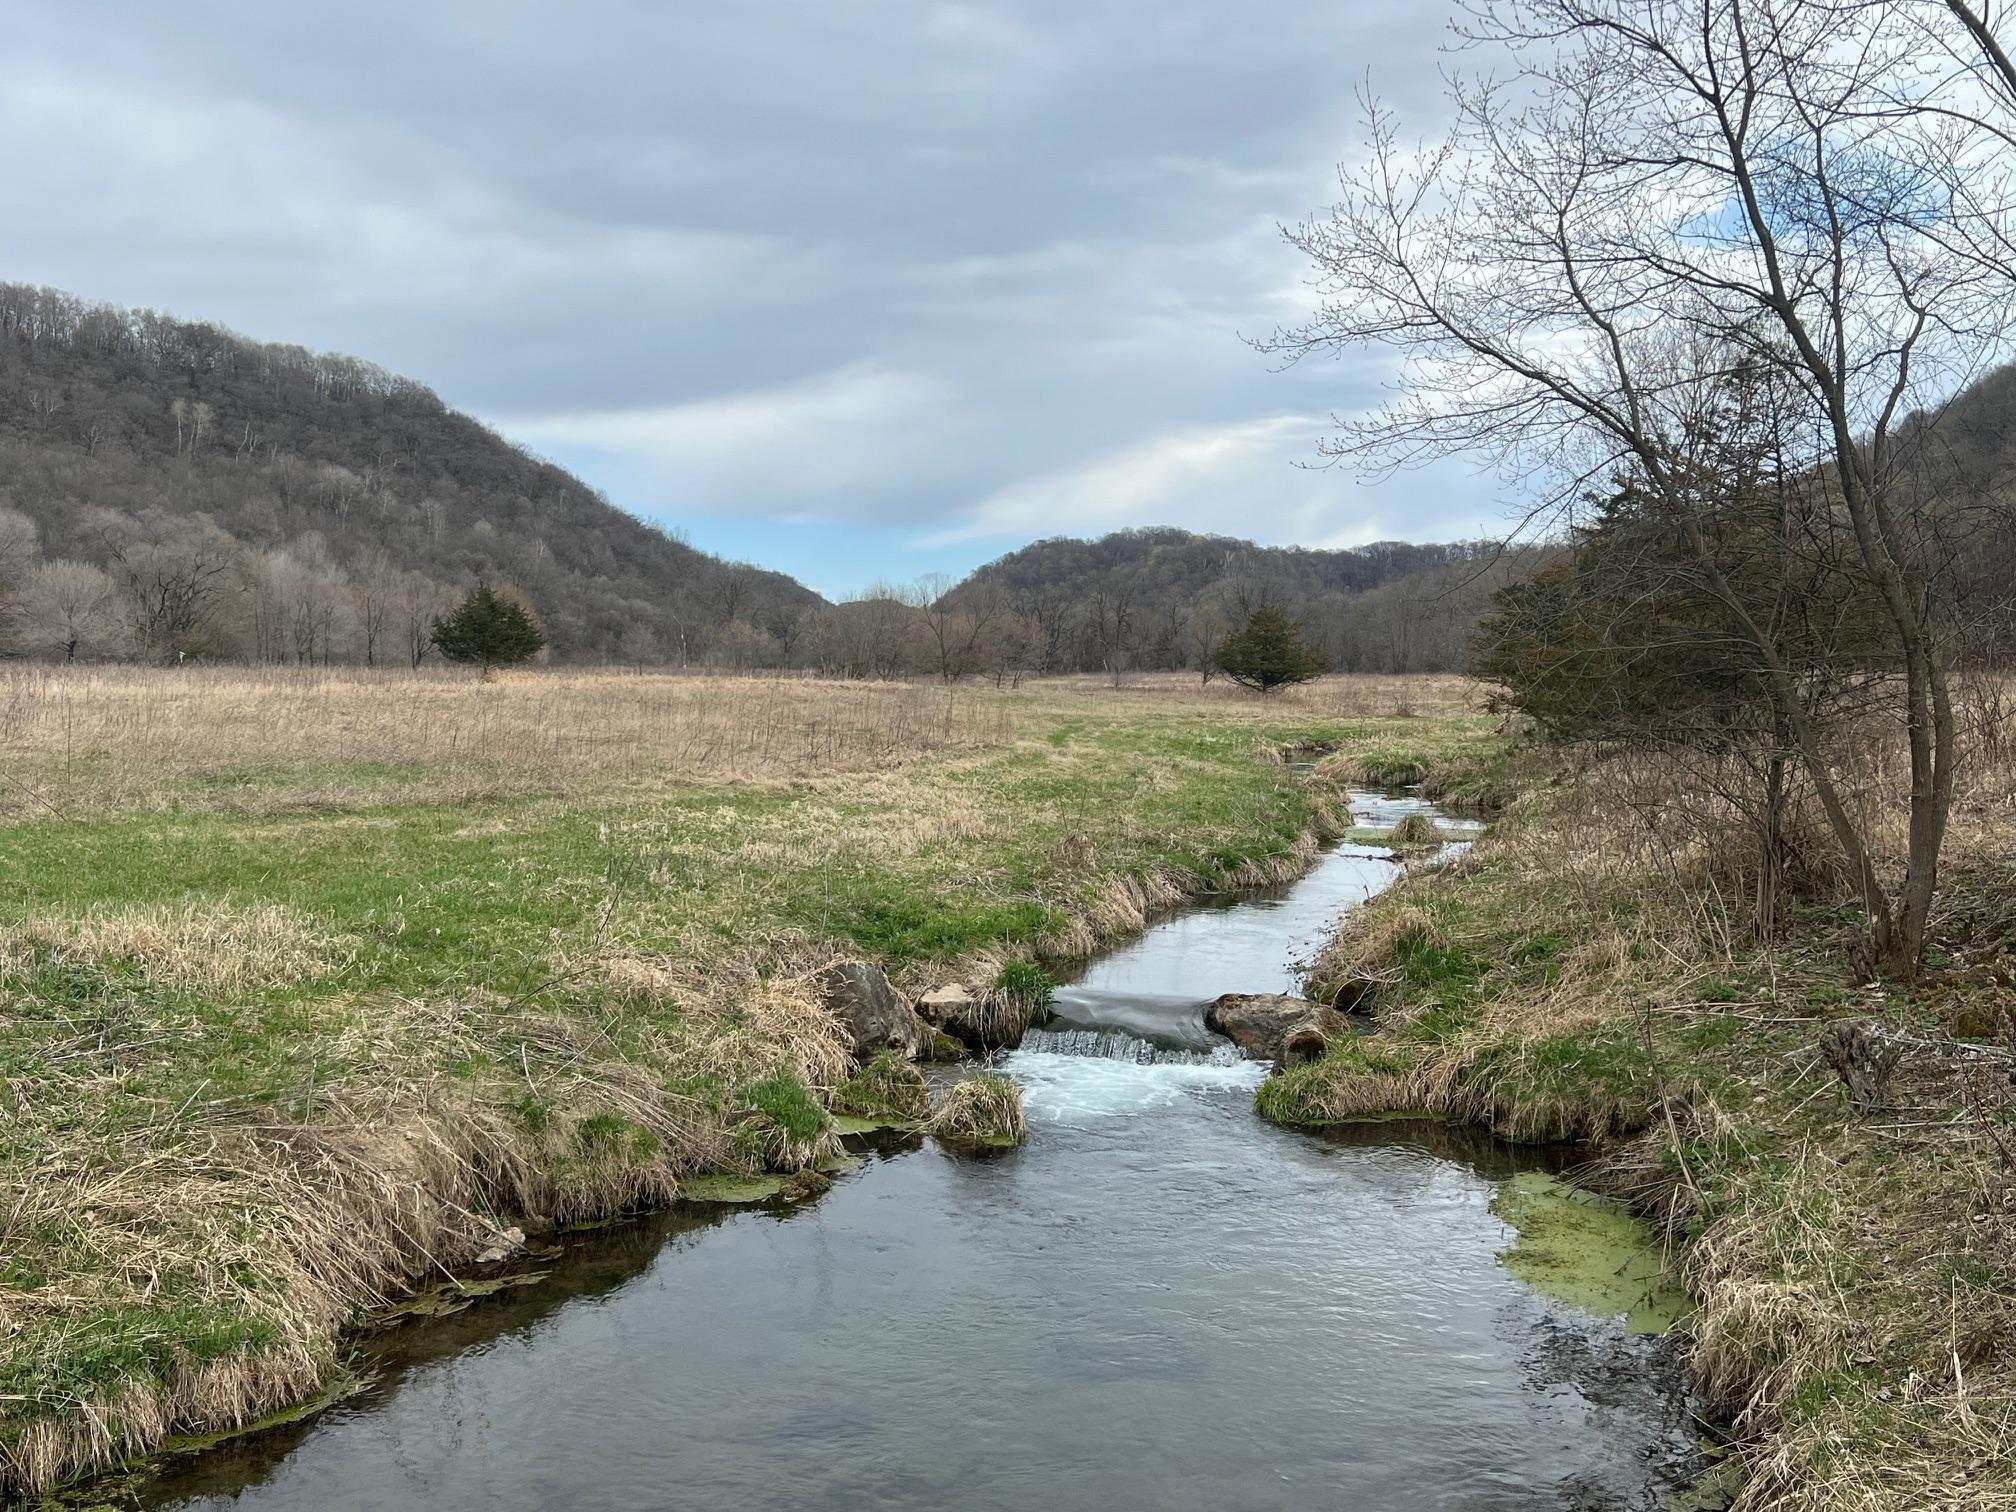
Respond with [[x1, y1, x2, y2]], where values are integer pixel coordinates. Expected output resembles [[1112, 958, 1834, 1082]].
[[1088, 571, 1141, 688], [1265, 0, 2016, 975], [916, 573, 1005, 682], [91, 507, 240, 661], [19, 560, 122, 661], [0, 507, 40, 649], [1188, 596, 1234, 684], [395, 570, 456, 670], [352, 548, 400, 668]]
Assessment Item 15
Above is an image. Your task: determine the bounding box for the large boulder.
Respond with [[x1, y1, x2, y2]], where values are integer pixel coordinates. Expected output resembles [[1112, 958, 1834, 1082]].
[[1205, 993, 1351, 1068], [818, 961, 930, 1064]]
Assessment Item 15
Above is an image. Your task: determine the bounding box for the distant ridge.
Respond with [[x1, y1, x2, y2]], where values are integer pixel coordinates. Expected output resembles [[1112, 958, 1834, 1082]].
[[943, 526, 1537, 674]]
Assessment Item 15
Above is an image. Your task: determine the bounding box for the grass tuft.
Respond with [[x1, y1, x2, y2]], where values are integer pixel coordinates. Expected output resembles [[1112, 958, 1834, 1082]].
[[830, 1051, 930, 1124], [925, 1072, 1027, 1146]]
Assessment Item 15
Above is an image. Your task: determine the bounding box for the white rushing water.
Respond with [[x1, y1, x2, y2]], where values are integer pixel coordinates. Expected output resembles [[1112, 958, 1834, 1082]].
[[1004, 1036, 1266, 1124]]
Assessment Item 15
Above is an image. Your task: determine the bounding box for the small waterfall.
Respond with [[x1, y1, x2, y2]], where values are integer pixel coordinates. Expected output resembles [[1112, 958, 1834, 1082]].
[[1004, 1022, 1266, 1123], [1017, 1026, 1248, 1067]]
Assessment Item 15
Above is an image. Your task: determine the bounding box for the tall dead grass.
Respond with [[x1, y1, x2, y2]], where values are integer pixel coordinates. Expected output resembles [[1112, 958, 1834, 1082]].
[[1043, 670, 1482, 720], [0, 665, 1022, 815], [1, 901, 354, 995], [0, 987, 802, 1497]]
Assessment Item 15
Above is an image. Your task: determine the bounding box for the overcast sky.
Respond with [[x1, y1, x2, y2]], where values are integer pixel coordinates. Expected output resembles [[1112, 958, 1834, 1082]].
[[7, 2, 1507, 597]]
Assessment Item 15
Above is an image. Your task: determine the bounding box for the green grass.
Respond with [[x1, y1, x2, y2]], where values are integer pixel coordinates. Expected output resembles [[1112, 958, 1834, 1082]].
[[739, 1071, 829, 1142], [0, 683, 1504, 1498], [994, 960, 1056, 1006]]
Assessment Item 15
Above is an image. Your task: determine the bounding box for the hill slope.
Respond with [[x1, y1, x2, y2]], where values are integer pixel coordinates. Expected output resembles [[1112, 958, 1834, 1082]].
[[0, 283, 820, 664], [942, 527, 1541, 675]]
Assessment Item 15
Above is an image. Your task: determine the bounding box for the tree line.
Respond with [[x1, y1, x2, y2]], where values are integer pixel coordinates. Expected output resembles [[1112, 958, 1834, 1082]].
[[781, 534, 1536, 685]]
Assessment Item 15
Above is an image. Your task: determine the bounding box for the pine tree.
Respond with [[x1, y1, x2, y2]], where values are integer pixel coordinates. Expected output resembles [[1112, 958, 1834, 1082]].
[[431, 583, 545, 677], [1215, 605, 1328, 694]]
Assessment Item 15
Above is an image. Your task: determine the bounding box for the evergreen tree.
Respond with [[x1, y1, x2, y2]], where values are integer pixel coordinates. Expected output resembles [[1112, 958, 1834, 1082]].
[[431, 583, 545, 676], [1215, 605, 1329, 694]]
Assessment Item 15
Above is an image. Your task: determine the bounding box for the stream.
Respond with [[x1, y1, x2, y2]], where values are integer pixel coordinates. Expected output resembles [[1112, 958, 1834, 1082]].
[[130, 793, 1701, 1511]]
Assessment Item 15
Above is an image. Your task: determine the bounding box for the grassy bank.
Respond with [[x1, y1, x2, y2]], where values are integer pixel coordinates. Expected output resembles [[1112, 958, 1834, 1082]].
[[0, 666, 1488, 1499], [1263, 729, 2016, 1511]]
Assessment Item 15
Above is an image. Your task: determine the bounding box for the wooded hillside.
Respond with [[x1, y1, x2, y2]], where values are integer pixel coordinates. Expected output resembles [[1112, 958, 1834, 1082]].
[[936, 527, 1547, 677], [0, 283, 820, 665], [0, 282, 1555, 677]]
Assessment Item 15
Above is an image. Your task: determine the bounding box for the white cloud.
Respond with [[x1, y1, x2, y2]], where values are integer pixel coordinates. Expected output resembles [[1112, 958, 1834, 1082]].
[[923, 413, 1509, 552], [0, 62, 772, 343], [928, 415, 1347, 542], [504, 363, 970, 508]]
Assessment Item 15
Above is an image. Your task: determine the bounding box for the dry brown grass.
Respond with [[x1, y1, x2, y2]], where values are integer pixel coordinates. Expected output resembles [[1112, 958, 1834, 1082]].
[[0, 664, 1023, 815], [1039, 670, 1483, 721], [0, 993, 748, 1495], [1, 901, 354, 995], [0, 664, 1493, 821], [593, 946, 855, 1095], [924, 1072, 1026, 1144]]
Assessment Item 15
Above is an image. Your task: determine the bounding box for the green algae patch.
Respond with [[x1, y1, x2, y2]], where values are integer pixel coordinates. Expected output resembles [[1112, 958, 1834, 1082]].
[[1665, 1454, 1742, 1511], [830, 1050, 930, 1127], [156, 1378, 363, 1455], [1340, 826, 1408, 849], [828, 1114, 891, 1135], [680, 1174, 791, 1204], [1492, 1171, 1690, 1334], [681, 1169, 835, 1205]]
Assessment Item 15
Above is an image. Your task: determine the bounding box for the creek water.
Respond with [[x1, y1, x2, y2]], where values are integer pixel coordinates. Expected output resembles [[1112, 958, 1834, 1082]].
[[132, 794, 1699, 1512]]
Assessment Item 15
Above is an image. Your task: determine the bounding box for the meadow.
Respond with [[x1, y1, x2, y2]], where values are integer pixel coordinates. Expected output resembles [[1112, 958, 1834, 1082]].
[[20, 661, 1997, 1510], [0, 665, 1493, 1498]]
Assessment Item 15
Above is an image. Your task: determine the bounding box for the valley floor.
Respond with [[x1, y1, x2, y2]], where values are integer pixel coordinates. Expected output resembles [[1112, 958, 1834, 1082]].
[[0, 666, 1495, 1500], [13, 662, 1998, 1512]]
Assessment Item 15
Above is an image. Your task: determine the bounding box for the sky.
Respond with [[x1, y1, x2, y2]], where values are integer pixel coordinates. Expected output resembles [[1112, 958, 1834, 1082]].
[[6, 2, 1508, 599]]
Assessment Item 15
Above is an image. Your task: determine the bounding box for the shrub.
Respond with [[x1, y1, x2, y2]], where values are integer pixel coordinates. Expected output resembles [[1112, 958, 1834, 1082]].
[[431, 582, 545, 676], [1216, 606, 1329, 694]]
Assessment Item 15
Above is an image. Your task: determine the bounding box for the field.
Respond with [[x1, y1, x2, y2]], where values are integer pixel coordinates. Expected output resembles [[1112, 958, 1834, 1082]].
[[21, 662, 1995, 1510], [0, 665, 1494, 1499]]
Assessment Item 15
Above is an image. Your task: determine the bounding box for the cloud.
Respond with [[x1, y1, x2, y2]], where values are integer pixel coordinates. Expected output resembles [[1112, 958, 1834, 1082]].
[[6, 1, 1508, 586], [505, 363, 970, 511], [933, 412, 1508, 551]]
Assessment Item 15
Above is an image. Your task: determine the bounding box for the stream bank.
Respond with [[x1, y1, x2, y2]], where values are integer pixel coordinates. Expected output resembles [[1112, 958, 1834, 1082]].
[[89, 791, 1703, 1512], [1266, 751, 2016, 1511]]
